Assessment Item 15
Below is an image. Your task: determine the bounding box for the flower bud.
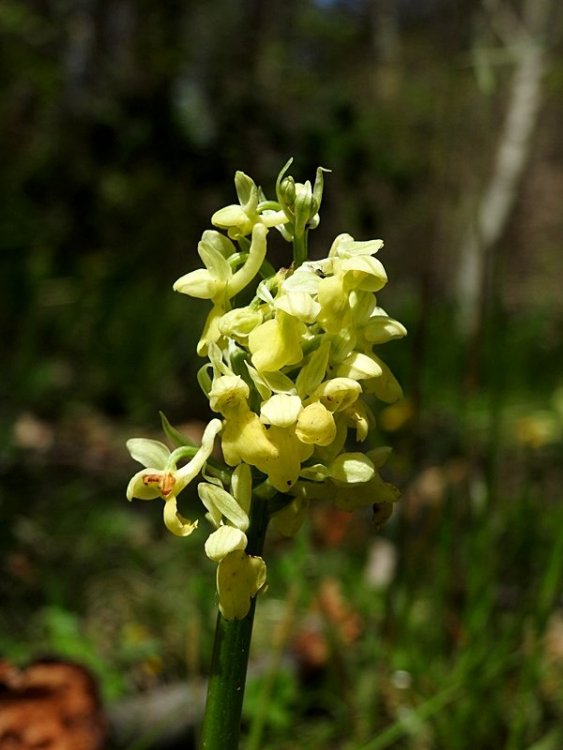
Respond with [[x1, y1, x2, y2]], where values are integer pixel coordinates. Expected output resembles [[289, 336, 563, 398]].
[[279, 176, 296, 207], [293, 181, 314, 238]]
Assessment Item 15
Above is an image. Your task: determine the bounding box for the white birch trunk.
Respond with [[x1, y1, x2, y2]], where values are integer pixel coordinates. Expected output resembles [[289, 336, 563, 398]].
[[456, 0, 551, 336]]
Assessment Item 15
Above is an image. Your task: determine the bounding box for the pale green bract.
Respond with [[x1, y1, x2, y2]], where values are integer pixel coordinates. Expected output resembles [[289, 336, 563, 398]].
[[126, 162, 406, 619]]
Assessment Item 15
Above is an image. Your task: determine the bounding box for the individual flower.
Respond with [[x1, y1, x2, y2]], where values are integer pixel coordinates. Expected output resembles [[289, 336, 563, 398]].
[[216, 550, 267, 619], [254, 425, 314, 492], [126, 419, 222, 536], [173, 224, 269, 355], [209, 374, 280, 471], [211, 171, 286, 239]]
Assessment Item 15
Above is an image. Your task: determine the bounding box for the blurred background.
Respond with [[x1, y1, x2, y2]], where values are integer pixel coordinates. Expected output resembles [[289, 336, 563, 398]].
[[1, 0, 563, 748]]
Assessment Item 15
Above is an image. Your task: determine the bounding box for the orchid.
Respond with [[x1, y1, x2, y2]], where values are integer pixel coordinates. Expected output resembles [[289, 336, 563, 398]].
[[126, 419, 222, 537], [125, 160, 407, 748], [126, 160, 406, 623]]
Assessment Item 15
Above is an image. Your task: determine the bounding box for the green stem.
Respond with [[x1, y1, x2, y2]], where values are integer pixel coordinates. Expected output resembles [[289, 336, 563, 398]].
[[200, 494, 270, 749], [293, 230, 308, 267]]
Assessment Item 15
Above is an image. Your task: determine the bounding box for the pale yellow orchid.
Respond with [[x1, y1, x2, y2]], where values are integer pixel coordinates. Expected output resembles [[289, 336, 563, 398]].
[[125, 161, 407, 624], [126, 419, 222, 537], [211, 171, 286, 239]]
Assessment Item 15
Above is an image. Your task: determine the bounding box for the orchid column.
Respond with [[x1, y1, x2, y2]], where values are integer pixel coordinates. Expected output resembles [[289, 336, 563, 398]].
[[125, 159, 406, 749]]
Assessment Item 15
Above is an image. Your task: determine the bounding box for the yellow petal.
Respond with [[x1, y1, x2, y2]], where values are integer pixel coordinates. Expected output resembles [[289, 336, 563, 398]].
[[260, 394, 303, 427], [218, 307, 263, 339], [274, 291, 320, 323], [197, 304, 225, 357], [173, 269, 224, 299], [175, 418, 222, 492], [212, 204, 253, 235], [221, 411, 278, 467], [254, 425, 313, 492], [317, 275, 349, 333], [295, 341, 330, 399], [217, 550, 267, 620], [209, 375, 250, 414], [311, 378, 362, 412], [341, 256, 387, 292], [126, 469, 162, 501], [163, 497, 198, 537], [295, 402, 336, 446], [336, 352, 382, 380], [332, 475, 400, 511], [198, 483, 249, 531], [328, 452, 375, 485], [228, 223, 268, 298], [363, 355, 404, 403], [231, 463, 252, 515], [248, 312, 304, 372], [126, 439, 170, 469], [205, 526, 247, 562]]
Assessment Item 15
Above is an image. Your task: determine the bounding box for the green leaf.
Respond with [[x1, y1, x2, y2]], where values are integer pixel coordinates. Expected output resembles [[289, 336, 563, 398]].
[[160, 411, 196, 448]]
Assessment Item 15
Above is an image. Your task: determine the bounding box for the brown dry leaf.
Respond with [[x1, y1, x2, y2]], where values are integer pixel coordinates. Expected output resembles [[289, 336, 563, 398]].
[[0, 659, 107, 750]]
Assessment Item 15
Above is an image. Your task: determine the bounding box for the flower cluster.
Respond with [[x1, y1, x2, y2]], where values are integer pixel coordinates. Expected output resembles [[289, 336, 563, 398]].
[[126, 160, 406, 619]]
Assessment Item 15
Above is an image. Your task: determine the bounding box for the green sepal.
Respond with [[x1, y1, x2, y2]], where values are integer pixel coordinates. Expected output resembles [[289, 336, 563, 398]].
[[312, 166, 330, 212], [234, 171, 258, 214], [275, 157, 294, 206], [197, 363, 213, 397], [160, 411, 197, 448]]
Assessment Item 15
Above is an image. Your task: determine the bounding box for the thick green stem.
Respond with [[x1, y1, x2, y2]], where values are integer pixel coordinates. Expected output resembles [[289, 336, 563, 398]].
[[293, 230, 308, 267], [200, 494, 270, 749]]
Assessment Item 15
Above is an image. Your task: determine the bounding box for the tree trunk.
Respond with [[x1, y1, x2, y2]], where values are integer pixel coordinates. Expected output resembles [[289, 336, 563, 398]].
[[456, 0, 551, 340]]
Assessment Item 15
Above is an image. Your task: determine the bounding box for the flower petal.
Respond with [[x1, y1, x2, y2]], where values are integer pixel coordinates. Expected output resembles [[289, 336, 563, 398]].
[[260, 394, 303, 427], [198, 233, 232, 281], [311, 377, 362, 412], [363, 316, 407, 344], [231, 463, 252, 515], [163, 497, 198, 537], [227, 223, 268, 298], [341, 255, 387, 292], [198, 482, 249, 531], [274, 291, 320, 323], [173, 268, 224, 299], [221, 411, 278, 467], [126, 469, 162, 501], [175, 418, 222, 491], [217, 550, 267, 620], [328, 452, 375, 485], [363, 355, 404, 403], [295, 341, 330, 399], [336, 352, 382, 380], [329, 233, 384, 258], [295, 402, 336, 446], [249, 311, 304, 372], [209, 375, 250, 415], [127, 439, 170, 469], [205, 526, 247, 562], [212, 204, 253, 235]]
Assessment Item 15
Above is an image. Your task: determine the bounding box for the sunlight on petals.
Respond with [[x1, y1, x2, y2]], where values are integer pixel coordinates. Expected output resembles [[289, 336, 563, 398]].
[[217, 550, 267, 620]]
